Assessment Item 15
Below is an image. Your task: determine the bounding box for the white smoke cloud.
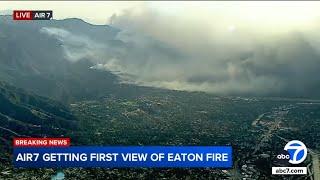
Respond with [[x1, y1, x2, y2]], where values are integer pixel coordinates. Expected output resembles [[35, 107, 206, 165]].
[[39, 2, 320, 97], [40, 27, 109, 63], [107, 4, 320, 96]]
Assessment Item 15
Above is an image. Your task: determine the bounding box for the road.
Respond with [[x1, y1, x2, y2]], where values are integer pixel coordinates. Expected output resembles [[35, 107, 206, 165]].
[[310, 151, 320, 180], [252, 111, 283, 154]]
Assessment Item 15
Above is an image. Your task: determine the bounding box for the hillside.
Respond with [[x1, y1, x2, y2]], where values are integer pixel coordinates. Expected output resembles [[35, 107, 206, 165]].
[[0, 15, 178, 103], [0, 81, 77, 162]]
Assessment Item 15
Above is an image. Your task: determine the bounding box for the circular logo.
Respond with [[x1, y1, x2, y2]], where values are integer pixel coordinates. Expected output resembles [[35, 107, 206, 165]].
[[284, 140, 307, 164]]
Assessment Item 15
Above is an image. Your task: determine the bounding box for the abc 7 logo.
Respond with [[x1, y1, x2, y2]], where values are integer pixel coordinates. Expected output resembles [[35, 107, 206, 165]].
[[277, 154, 290, 160], [276, 140, 307, 164]]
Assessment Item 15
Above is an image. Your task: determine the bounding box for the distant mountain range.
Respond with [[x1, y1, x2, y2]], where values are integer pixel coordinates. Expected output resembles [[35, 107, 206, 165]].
[[0, 15, 173, 155], [0, 15, 179, 146], [2, 14, 320, 106], [0, 15, 163, 103]]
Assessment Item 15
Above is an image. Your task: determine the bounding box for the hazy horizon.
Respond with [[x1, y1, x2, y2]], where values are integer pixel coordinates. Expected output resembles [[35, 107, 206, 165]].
[[2, 1, 320, 97]]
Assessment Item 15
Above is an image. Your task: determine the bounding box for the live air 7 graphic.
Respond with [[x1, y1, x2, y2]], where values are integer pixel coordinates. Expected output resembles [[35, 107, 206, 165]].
[[13, 10, 53, 20]]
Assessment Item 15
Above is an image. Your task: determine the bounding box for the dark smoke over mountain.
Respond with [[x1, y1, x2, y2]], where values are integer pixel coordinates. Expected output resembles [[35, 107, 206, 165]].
[[2, 10, 320, 98], [40, 17, 320, 98]]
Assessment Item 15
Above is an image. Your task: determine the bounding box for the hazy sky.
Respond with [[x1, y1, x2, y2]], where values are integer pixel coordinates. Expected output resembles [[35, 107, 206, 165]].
[[2, 1, 320, 97], [1, 1, 320, 26], [0, 1, 142, 24]]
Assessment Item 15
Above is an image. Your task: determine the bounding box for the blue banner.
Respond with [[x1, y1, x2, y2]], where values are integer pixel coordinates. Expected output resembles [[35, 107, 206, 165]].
[[13, 146, 232, 168]]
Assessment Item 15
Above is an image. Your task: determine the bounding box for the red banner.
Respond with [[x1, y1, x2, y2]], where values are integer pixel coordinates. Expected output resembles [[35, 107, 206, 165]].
[[13, 137, 70, 147], [13, 10, 33, 20]]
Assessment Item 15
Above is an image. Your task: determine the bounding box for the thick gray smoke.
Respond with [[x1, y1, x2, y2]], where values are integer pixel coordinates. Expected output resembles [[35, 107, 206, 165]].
[[40, 27, 108, 62], [40, 5, 320, 97]]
